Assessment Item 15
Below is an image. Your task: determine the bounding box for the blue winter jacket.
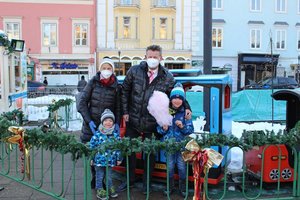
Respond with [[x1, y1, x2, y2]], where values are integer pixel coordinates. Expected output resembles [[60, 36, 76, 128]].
[[89, 124, 122, 167], [157, 106, 194, 142]]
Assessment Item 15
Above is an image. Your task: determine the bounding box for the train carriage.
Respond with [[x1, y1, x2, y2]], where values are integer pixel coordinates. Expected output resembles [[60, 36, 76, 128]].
[[115, 69, 232, 184]]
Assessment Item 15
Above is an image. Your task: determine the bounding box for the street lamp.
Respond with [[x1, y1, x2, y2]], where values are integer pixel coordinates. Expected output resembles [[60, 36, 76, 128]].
[[118, 48, 121, 76]]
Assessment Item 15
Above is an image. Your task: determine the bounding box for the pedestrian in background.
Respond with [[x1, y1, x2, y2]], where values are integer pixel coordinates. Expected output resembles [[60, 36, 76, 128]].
[[90, 109, 122, 200], [77, 75, 87, 92], [43, 77, 48, 86], [77, 58, 121, 188]]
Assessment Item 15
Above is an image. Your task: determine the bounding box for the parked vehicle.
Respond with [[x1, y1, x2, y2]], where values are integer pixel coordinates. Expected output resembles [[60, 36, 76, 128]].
[[27, 80, 46, 92], [245, 77, 299, 89]]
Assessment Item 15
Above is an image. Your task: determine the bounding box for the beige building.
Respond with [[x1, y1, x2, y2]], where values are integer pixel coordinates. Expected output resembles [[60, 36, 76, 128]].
[[96, 0, 193, 75]]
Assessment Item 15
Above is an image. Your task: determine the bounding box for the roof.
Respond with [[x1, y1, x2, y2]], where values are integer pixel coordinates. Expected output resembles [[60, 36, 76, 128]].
[[117, 69, 232, 85], [272, 88, 300, 101], [274, 21, 289, 26], [248, 20, 264, 25]]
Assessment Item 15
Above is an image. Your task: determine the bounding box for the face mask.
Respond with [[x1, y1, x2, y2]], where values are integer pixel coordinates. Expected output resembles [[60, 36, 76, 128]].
[[147, 58, 159, 69], [101, 70, 113, 79]]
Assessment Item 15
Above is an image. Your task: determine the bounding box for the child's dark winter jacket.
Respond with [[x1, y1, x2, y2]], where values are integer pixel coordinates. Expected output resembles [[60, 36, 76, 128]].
[[89, 124, 122, 167], [157, 106, 194, 142]]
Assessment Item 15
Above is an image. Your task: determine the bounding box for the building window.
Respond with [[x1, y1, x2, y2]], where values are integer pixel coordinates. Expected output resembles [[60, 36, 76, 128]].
[[121, 0, 132, 5], [159, 18, 167, 39], [298, 0, 300, 13], [123, 17, 130, 39], [158, 0, 168, 6], [5, 22, 20, 40], [115, 17, 118, 39], [212, 0, 222, 9], [275, 0, 287, 13], [42, 23, 57, 46], [250, 0, 261, 12], [212, 27, 223, 48], [74, 23, 88, 46], [297, 30, 300, 50], [275, 29, 286, 50], [152, 18, 155, 39], [250, 29, 261, 49]]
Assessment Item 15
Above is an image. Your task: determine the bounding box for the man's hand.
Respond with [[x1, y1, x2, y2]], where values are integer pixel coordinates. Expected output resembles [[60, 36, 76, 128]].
[[89, 121, 97, 135], [123, 114, 129, 122], [162, 125, 169, 131], [175, 120, 184, 129], [185, 109, 192, 120], [117, 161, 122, 166]]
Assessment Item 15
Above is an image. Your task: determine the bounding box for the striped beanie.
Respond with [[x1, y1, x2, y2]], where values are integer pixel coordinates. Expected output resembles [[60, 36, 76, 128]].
[[101, 109, 115, 123], [170, 83, 185, 101]]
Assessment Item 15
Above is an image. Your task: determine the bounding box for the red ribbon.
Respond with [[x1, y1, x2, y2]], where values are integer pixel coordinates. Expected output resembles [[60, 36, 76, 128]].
[[192, 150, 208, 200]]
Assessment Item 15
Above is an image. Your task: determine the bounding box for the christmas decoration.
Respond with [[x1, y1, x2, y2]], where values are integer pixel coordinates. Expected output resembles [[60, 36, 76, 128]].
[[5, 126, 30, 179], [0, 31, 14, 54], [47, 98, 73, 113], [182, 139, 223, 200], [0, 111, 299, 162], [47, 98, 73, 128]]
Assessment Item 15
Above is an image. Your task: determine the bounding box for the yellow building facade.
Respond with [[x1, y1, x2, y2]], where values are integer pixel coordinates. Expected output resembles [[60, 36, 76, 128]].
[[96, 0, 192, 75]]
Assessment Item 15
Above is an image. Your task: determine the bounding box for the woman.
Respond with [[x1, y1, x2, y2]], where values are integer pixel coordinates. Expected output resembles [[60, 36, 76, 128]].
[[77, 58, 121, 188], [78, 58, 121, 142]]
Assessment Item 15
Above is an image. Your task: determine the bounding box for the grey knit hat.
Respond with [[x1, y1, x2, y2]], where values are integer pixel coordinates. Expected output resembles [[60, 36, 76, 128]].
[[101, 109, 115, 123]]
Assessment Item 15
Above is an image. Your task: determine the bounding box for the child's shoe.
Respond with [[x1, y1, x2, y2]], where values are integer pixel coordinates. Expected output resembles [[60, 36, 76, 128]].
[[109, 186, 118, 198], [97, 188, 107, 200]]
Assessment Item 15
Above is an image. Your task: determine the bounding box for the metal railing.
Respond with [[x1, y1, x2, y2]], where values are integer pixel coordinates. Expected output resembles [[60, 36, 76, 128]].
[[27, 86, 77, 99], [1, 138, 300, 199], [114, 0, 140, 7], [27, 87, 81, 127], [0, 144, 91, 199], [151, 0, 176, 8]]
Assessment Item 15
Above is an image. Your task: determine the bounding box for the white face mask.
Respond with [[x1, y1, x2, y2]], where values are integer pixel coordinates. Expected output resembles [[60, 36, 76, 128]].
[[147, 58, 159, 69], [101, 70, 113, 79]]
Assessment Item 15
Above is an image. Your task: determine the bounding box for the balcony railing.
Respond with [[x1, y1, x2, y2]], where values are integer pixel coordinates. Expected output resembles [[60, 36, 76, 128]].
[[114, 0, 140, 7], [151, 0, 176, 8]]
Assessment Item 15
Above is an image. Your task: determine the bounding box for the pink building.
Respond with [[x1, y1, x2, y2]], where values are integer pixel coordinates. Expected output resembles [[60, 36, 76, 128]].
[[0, 0, 96, 85]]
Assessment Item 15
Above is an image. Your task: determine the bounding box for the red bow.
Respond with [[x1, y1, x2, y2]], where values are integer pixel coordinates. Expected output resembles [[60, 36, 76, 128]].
[[191, 150, 208, 200]]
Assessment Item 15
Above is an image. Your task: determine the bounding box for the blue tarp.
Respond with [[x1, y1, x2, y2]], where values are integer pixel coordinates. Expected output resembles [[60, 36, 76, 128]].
[[186, 90, 286, 122]]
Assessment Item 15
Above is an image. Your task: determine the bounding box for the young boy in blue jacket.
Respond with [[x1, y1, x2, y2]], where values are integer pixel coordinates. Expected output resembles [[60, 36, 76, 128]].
[[90, 109, 122, 200], [157, 83, 194, 197]]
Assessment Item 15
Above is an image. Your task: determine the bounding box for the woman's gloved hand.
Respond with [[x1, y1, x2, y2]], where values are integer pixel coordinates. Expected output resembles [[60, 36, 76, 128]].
[[89, 121, 97, 135]]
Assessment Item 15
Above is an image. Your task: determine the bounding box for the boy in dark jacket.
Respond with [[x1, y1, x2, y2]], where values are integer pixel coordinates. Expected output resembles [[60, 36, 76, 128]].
[[157, 83, 194, 197]]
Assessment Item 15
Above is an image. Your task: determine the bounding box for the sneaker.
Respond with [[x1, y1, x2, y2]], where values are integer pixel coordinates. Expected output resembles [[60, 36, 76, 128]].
[[109, 186, 118, 198], [96, 189, 107, 200], [117, 182, 134, 192]]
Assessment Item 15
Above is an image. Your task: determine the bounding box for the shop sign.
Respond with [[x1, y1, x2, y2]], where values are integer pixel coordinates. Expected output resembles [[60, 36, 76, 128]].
[[51, 62, 78, 69]]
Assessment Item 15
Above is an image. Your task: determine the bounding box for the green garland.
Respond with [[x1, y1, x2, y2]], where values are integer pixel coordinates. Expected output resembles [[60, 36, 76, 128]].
[[0, 34, 14, 54], [1, 111, 300, 160], [0, 109, 24, 125], [47, 98, 73, 112]]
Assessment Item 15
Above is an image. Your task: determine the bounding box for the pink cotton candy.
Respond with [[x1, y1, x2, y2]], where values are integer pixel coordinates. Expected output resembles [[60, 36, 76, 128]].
[[147, 91, 173, 127]]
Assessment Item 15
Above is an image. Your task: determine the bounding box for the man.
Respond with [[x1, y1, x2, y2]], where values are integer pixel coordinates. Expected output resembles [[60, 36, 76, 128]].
[[119, 45, 191, 193], [77, 75, 87, 92], [43, 77, 48, 86]]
